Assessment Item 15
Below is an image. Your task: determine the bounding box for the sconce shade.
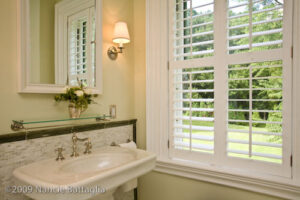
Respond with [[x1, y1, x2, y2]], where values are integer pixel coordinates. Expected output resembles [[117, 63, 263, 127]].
[[112, 22, 130, 45]]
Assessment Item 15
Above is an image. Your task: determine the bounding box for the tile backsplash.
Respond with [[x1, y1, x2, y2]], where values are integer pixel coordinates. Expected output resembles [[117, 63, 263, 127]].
[[0, 124, 135, 200]]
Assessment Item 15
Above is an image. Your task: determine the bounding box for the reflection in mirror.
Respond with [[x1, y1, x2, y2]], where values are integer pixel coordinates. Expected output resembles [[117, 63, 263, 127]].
[[29, 0, 58, 84], [67, 8, 96, 87], [28, 0, 97, 88]]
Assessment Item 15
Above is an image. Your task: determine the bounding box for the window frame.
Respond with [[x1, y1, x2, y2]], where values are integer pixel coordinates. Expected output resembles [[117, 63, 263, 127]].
[[146, 0, 300, 198]]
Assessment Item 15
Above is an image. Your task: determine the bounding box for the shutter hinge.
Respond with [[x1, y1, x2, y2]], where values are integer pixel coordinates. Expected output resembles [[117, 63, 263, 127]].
[[291, 46, 293, 59], [167, 61, 170, 70], [167, 140, 170, 148], [290, 155, 293, 167]]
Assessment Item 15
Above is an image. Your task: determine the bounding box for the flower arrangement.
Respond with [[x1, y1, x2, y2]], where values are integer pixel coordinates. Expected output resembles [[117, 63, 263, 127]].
[[54, 83, 98, 118]]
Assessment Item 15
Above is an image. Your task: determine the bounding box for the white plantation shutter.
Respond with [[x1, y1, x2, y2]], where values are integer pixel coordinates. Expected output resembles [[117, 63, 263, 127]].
[[68, 7, 95, 87], [174, 0, 214, 60], [169, 0, 215, 162], [172, 67, 215, 154], [227, 60, 284, 162], [169, 0, 292, 177]]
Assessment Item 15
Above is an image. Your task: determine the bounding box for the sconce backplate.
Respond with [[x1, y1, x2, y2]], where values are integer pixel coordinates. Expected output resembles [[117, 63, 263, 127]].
[[107, 46, 118, 60]]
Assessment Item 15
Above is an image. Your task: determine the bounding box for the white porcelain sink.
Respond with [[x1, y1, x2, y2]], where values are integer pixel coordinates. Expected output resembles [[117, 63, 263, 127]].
[[13, 146, 156, 200]]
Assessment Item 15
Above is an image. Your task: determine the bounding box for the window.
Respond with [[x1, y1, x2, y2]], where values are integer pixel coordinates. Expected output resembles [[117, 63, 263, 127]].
[[147, 0, 300, 198], [169, 0, 292, 177]]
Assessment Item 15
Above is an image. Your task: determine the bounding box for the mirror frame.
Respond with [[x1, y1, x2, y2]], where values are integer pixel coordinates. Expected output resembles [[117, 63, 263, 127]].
[[17, 0, 103, 94]]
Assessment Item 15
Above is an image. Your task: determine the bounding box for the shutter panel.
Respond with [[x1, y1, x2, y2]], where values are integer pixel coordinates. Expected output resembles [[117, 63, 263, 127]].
[[224, 0, 292, 176], [69, 14, 89, 85], [227, 60, 283, 163], [227, 0, 284, 54], [174, 0, 214, 61], [173, 66, 214, 154], [68, 7, 95, 87], [170, 0, 215, 162]]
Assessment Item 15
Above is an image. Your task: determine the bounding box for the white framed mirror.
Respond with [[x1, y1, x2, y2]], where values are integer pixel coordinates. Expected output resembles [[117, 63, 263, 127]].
[[17, 0, 102, 94]]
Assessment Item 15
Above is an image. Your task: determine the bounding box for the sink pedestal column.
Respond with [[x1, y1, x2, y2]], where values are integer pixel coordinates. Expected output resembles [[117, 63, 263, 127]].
[[89, 190, 115, 200]]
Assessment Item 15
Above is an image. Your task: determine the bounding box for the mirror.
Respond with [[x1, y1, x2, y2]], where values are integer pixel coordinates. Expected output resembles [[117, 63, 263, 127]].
[[17, 0, 102, 93]]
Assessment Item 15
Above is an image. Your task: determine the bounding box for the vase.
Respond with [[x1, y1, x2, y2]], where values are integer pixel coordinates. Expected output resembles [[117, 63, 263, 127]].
[[68, 103, 82, 119]]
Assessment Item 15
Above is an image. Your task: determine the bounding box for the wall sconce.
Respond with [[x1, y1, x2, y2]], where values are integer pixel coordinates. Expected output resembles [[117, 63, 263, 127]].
[[107, 22, 130, 60]]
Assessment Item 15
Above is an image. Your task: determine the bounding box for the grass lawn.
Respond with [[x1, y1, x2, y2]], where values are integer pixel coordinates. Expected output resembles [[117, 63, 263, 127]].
[[179, 121, 282, 164]]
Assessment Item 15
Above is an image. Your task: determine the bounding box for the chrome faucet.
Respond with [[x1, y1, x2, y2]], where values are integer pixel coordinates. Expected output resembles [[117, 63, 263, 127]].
[[71, 133, 92, 157]]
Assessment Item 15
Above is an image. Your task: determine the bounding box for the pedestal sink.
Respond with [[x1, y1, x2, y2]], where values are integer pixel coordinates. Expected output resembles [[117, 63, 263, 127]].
[[13, 146, 156, 200]]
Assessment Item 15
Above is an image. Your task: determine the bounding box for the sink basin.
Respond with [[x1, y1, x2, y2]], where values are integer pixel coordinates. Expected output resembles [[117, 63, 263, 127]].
[[60, 152, 136, 174], [13, 146, 156, 200]]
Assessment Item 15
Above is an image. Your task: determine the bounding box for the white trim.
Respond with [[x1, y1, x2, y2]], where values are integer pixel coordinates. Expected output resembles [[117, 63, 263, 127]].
[[94, 0, 103, 93], [292, 0, 300, 186], [146, 0, 169, 160], [17, 0, 102, 94], [18, 84, 101, 94], [29, 0, 40, 84], [146, 0, 300, 198], [155, 160, 300, 200], [213, 0, 228, 169]]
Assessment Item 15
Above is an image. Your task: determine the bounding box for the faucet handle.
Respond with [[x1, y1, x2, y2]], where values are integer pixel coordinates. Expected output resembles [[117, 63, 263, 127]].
[[55, 147, 65, 161], [84, 140, 92, 154], [55, 147, 65, 153]]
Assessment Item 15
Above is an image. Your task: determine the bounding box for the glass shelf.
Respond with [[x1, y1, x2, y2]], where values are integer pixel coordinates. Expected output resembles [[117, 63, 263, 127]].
[[11, 115, 112, 131]]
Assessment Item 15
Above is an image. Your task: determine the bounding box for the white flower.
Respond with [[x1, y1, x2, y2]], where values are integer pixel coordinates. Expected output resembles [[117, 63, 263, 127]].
[[75, 90, 84, 97], [62, 86, 69, 93], [85, 89, 92, 95]]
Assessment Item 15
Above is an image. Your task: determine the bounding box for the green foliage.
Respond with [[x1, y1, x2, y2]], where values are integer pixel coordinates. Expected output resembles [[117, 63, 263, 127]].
[[228, 0, 283, 54], [54, 83, 98, 110], [266, 103, 282, 142]]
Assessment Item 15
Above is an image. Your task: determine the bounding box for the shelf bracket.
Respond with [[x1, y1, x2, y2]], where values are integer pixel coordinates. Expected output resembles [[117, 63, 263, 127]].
[[11, 120, 24, 131]]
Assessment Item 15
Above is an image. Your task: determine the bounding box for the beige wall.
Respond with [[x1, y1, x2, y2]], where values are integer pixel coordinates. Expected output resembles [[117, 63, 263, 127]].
[[0, 0, 286, 199], [0, 0, 134, 134], [29, 0, 56, 84], [39, 0, 55, 84], [138, 172, 284, 200], [133, 0, 146, 150]]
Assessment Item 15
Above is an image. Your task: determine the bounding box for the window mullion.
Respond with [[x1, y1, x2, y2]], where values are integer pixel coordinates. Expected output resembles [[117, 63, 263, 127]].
[[249, 65, 253, 158], [281, 0, 293, 177], [249, 0, 253, 50], [213, 0, 228, 164]]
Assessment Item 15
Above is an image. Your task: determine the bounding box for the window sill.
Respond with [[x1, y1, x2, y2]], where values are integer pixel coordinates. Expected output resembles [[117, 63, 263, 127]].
[[154, 159, 300, 200]]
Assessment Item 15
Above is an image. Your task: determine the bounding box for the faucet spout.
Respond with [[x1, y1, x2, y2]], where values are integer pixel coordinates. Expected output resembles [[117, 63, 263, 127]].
[[71, 133, 91, 157]]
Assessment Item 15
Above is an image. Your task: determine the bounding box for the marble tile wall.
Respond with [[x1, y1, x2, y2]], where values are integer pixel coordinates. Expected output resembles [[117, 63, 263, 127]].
[[0, 125, 134, 200]]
